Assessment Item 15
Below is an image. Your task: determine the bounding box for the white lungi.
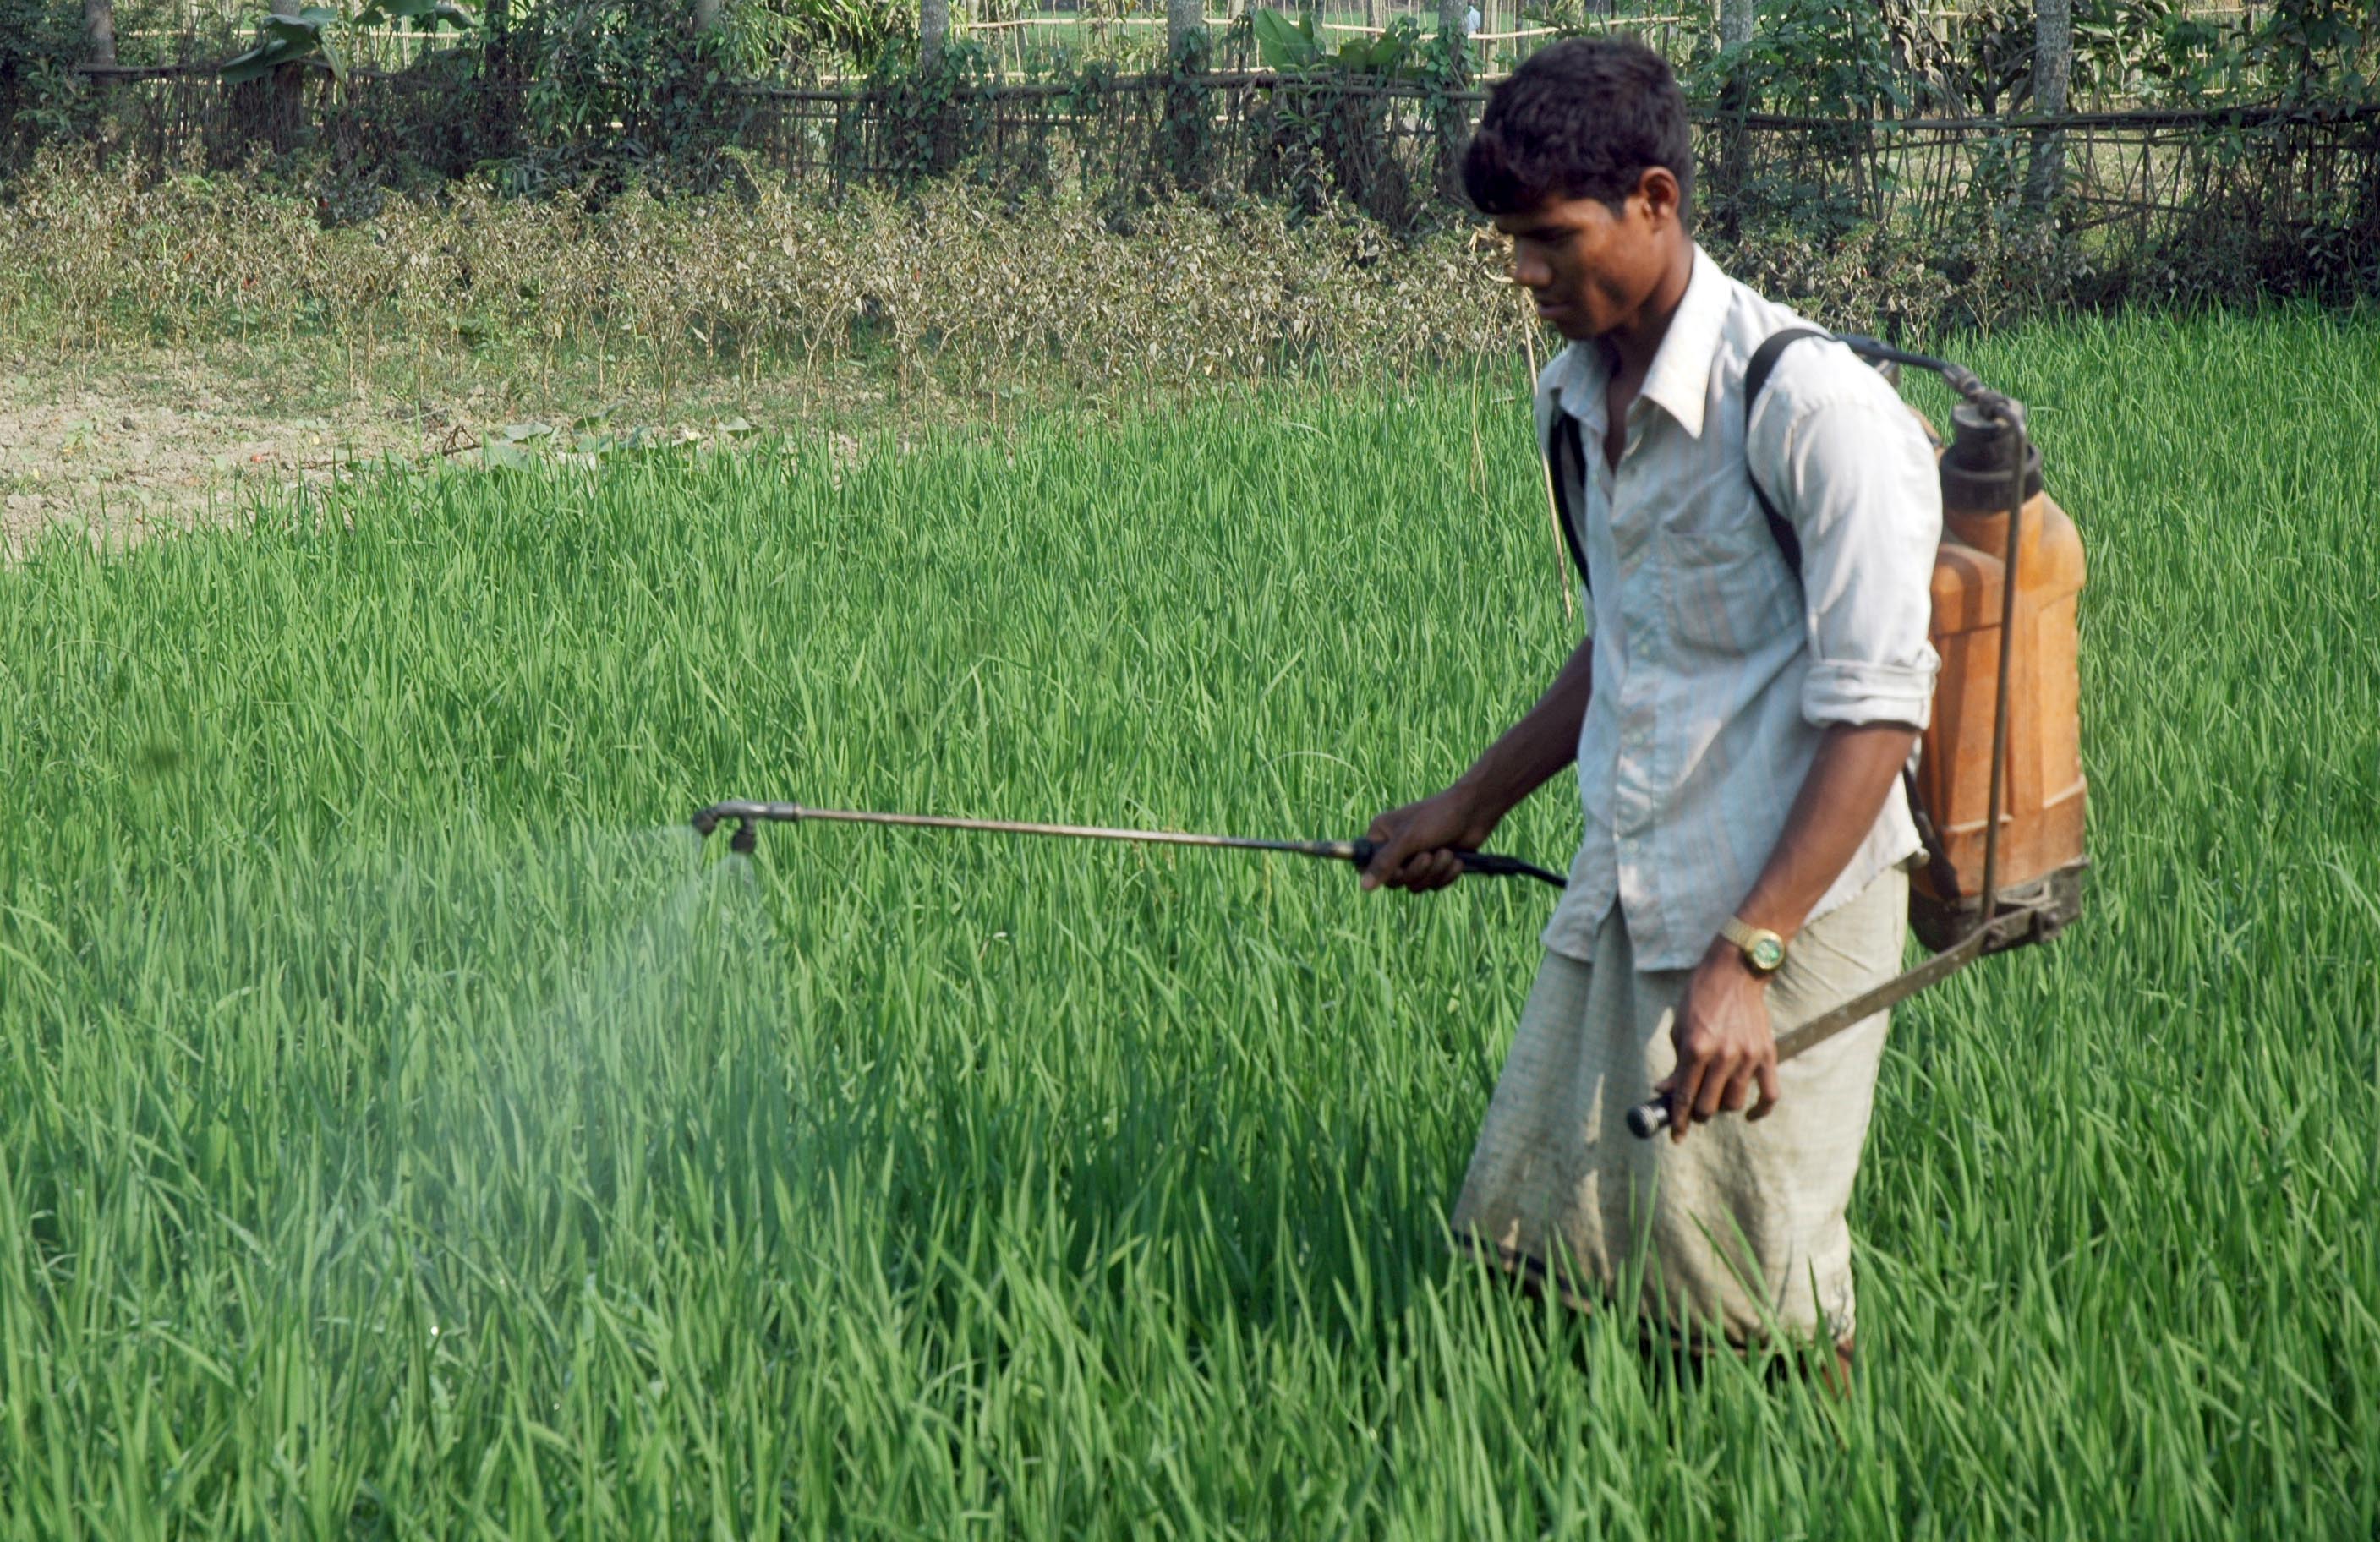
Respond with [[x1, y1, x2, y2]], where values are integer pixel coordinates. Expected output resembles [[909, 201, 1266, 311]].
[[1450, 864, 1909, 1348]]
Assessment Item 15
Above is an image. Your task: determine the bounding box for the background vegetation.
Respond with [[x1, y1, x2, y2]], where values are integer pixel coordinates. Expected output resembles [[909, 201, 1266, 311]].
[[14, 0, 2379, 331]]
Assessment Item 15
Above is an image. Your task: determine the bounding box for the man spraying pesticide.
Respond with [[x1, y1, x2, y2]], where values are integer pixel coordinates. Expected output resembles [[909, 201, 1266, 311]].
[[1358, 38, 2085, 1382], [694, 36, 2085, 1393]]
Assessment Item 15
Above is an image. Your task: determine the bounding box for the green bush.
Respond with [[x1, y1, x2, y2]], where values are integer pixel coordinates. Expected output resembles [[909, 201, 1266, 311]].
[[0, 0, 101, 161]]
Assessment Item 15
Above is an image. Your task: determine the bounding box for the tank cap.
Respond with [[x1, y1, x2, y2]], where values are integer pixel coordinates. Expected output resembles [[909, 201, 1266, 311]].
[[1941, 402, 2044, 511]]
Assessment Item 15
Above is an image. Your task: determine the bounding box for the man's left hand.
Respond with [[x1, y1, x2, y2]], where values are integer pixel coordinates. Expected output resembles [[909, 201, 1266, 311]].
[[1653, 943, 1782, 1144]]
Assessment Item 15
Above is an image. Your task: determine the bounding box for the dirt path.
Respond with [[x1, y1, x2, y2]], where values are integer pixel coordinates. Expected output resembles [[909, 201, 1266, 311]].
[[0, 348, 440, 555]]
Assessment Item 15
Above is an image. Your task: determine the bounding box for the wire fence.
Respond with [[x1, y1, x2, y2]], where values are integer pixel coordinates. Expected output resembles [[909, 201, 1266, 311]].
[[79, 61, 2379, 260]]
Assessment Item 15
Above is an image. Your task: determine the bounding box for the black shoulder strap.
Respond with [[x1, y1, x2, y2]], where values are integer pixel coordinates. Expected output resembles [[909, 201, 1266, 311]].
[[1748, 326, 1958, 902], [1743, 325, 1831, 583], [1545, 411, 1592, 598]]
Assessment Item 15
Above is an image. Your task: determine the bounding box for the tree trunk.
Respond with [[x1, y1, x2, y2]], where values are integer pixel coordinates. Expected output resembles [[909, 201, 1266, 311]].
[[1716, 0, 1756, 234], [1167, 0, 1201, 55], [921, 0, 949, 68], [2027, 0, 2071, 211], [84, 0, 116, 68], [1161, 0, 1208, 187], [233, 0, 307, 152], [1436, 0, 1470, 200], [1719, 0, 1754, 49], [2033, 0, 2071, 112], [694, 0, 721, 30], [477, 0, 523, 160]]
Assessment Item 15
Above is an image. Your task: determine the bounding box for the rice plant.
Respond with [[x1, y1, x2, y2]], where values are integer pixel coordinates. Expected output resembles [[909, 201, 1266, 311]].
[[0, 306, 2374, 1538]]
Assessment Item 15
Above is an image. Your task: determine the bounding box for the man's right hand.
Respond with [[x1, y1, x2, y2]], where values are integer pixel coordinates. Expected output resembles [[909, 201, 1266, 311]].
[[1361, 786, 1502, 893]]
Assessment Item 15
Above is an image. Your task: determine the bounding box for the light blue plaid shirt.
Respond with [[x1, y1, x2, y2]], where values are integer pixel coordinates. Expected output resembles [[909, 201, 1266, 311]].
[[1535, 246, 1943, 971]]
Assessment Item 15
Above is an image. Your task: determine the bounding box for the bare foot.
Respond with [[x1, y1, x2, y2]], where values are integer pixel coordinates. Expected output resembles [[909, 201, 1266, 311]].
[[1826, 1338, 1855, 1398]]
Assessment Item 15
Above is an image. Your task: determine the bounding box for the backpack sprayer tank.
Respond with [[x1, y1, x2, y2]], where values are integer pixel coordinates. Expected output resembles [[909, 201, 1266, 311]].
[[1912, 403, 2089, 953]]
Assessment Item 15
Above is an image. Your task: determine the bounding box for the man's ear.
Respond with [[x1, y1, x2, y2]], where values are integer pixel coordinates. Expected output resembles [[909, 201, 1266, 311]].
[[1634, 166, 1682, 230]]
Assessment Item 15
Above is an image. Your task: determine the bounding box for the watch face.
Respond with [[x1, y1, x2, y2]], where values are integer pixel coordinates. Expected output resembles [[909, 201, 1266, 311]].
[[1751, 935, 1786, 971]]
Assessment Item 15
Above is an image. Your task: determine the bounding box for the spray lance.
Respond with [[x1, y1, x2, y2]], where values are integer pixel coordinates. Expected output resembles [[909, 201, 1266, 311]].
[[687, 801, 1568, 886], [693, 337, 2087, 1144]]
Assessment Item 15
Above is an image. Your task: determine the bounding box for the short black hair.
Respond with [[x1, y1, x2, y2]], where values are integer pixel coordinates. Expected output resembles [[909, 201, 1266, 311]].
[[1461, 37, 1694, 229]]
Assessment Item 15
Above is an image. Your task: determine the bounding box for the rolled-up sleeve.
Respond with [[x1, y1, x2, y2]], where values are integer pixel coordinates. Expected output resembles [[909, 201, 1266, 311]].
[[1763, 386, 1942, 729]]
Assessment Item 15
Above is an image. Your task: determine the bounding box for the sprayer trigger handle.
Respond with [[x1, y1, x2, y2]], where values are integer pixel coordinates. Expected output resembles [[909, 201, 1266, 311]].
[[1345, 838, 1477, 878], [1346, 842, 1565, 889]]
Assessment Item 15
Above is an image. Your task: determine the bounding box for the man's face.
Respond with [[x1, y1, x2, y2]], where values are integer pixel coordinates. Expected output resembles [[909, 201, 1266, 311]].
[[1494, 182, 1669, 342]]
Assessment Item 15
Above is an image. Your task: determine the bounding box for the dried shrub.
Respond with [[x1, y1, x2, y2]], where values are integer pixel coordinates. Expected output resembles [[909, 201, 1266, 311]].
[[0, 156, 1536, 397]]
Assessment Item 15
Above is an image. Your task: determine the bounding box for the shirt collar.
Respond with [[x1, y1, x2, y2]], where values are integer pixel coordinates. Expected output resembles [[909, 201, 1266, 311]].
[[1546, 334, 1603, 425], [1637, 245, 1727, 439], [1546, 244, 1728, 439]]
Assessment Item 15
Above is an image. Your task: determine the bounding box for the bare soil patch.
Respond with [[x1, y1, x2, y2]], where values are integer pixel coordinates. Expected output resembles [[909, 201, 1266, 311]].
[[0, 342, 1013, 557], [3, 347, 424, 555]]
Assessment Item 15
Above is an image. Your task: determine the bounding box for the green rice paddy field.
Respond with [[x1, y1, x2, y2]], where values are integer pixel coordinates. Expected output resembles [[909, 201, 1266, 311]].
[[3, 309, 2377, 1537]]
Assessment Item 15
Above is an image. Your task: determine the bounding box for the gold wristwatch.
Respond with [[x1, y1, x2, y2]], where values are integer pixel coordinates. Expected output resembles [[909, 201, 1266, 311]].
[[1720, 916, 1788, 976]]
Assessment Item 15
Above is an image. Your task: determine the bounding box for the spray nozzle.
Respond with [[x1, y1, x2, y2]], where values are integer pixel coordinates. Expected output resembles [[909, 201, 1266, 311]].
[[693, 801, 807, 855]]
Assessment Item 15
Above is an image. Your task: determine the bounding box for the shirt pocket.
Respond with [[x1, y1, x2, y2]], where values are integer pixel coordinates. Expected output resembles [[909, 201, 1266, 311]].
[[1660, 522, 1801, 659]]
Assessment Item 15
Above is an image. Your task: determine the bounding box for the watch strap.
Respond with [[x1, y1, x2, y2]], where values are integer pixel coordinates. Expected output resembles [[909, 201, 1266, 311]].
[[1720, 916, 1787, 972]]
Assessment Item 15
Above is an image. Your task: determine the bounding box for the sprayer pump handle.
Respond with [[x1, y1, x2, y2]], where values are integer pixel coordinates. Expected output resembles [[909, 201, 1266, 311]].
[[1624, 1096, 1672, 1140]]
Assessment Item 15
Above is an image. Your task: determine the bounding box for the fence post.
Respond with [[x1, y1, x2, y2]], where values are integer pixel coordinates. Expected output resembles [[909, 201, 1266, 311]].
[[1715, 0, 1755, 235], [2027, 0, 2071, 211], [922, 0, 948, 69]]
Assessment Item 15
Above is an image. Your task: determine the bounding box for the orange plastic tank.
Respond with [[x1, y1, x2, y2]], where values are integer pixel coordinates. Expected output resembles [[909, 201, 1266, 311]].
[[1910, 405, 2088, 952]]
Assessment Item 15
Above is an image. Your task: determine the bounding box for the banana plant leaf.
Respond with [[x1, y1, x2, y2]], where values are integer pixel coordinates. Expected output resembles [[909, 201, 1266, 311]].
[[220, 8, 343, 85], [218, 0, 471, 86], [1250, 8, 1321, 70]]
